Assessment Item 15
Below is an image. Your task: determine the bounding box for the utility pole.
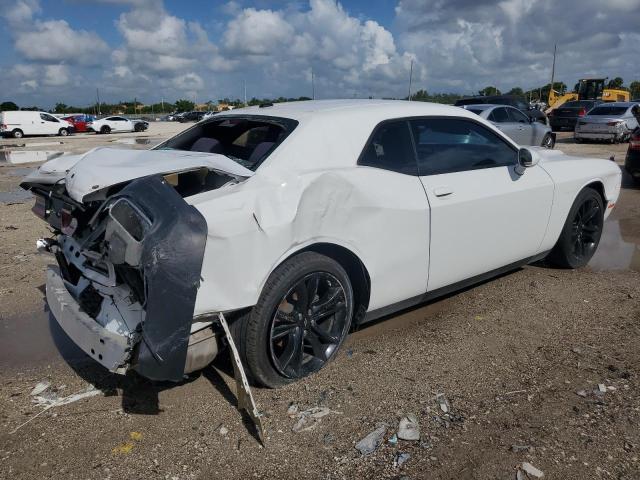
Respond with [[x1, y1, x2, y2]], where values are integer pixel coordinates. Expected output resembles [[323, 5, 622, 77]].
[[161, 96, 164, 113], [311, 68, 315, 100], [244, 80, 247, 106], [408, 59, 414, 100], [96, 88, 101, 115], [549, 43, 557, 103]]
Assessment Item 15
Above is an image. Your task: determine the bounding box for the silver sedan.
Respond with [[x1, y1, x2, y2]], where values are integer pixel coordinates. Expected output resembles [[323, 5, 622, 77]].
[[574, 102, 640, 143], [462, 104, 555, 148]]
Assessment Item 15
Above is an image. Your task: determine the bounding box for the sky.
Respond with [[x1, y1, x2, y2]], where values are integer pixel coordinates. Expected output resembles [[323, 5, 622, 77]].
[[0, 0, 639, 108]]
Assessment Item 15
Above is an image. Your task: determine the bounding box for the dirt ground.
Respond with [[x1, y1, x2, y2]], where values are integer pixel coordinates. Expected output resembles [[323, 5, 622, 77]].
[[0, 130, 638, 480]]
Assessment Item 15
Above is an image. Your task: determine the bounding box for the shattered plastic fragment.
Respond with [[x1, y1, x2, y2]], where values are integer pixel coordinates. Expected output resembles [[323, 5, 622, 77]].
[[30, 381, 51, 396], [355, 424, 387, 455], [397, 414, 420, 441], [520, 462, 544, 478]]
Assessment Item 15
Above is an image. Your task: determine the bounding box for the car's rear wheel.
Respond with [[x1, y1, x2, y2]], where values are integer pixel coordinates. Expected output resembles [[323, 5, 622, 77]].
[[547, 188, 604, 268], [12, 129, 23, 139], [100, 126, 111, 134], [541, 133, 554, 149], [134, 123, 144, 132], [231, 252, 354, 388]]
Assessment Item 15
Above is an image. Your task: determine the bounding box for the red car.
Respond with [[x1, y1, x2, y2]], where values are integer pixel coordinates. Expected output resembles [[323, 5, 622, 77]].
[[62, 114, 95, 133]]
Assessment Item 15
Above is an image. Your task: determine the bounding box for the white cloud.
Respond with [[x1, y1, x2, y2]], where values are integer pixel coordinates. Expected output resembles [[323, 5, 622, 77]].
[[43, 65, 70, 87], [224, 8, 294, 56]]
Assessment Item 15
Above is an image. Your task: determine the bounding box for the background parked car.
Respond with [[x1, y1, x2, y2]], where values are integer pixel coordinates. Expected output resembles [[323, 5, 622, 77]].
[[178, 111, 207, 122], [0, 111, 73, 138], [455, 95, 548, 124], [88, 116, 137, 134], [575, 102, 640, 143], [548, 100, 601, 131], [62, 114, 95, 133], [624, 104, 640, 184], [462, 104, 555, 148]]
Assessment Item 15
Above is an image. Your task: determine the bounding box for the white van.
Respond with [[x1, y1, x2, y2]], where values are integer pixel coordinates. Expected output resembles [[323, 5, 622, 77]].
[[0, 111, 73, 138]]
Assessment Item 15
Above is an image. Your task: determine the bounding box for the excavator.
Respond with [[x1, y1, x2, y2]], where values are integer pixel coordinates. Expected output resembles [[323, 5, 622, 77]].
[[544, 45, 629, 113], [546, 78, 630, 113]]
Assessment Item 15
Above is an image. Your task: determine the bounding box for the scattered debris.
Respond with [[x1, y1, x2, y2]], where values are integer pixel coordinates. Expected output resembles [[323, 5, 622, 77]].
[[519, 462, 544, 478], [30, 381, 51, 397], [112, 432, 143, 455], [219, 426, 229, 436], [287, 403, 299, 417], [598, 384, 607, 393], [130, 432, 143, 441], [397, 414, 420, 441], [388, 433, 398, 446], [511, 444, 533, 453], [576, 390, 588, 398], [355, 424, 387, 455], [436, 393, 450, 413], [292, 406, 335, 433], [11, 384, 102, 434], [394, 452, 410, 468]]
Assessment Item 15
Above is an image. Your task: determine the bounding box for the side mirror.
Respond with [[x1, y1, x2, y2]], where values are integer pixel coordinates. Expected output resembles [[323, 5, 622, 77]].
[[516, 148, 538, 175]]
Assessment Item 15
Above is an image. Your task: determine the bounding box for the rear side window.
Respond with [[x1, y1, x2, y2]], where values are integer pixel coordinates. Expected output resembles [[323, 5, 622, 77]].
[[410, 118, 517, 176], [358, 121, 417, 175]]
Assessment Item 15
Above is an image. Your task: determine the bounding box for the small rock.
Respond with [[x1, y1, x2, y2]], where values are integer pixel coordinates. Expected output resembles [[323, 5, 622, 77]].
[[30, 381, 51, 396], [355, 424, 387, 455], [219, 426, 229, 435], [397, 414, 420, 441], [521, 462, 544, 478], [598, 384, 606, 393], [576, 390, 588, 398], [394, 452, 410, 468]]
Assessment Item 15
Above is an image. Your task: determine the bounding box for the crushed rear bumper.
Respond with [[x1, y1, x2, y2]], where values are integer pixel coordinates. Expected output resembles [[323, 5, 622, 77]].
[[46, 267, 133, 372]]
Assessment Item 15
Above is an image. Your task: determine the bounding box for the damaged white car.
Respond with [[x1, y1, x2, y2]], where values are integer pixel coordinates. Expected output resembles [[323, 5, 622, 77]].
[[21, 100, 621, 387]]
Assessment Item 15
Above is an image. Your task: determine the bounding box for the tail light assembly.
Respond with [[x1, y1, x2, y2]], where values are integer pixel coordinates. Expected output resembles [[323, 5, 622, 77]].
[[578, 108, 586, 116]]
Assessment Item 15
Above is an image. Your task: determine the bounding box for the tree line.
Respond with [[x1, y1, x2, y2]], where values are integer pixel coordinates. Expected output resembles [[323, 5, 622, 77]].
[[2, 79, 639, 114]]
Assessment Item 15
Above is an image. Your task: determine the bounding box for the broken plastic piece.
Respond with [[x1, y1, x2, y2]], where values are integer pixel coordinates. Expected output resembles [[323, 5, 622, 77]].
[[218, 312, 265, 445]]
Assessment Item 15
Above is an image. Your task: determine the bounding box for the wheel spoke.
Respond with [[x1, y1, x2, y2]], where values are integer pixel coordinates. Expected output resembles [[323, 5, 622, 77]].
[[306, 330, 328, 361], [305, 275, 320, 311], [310, 323, 339, 344], [272, 323, 298, 340], [583, 205, 600, 222], [312, 286, 342, 320]]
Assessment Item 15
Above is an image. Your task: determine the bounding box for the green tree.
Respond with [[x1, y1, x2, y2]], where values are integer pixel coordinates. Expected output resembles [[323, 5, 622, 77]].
[[478, 86, 501, 96], [1, 101, 19, 111], [54, 103, 70, 113], [607, 77, 624, 89], [410, 89, 429, 101], [507, 87, 524, 96], [630, 81, 640, 99], [174, 99, 195, 112]]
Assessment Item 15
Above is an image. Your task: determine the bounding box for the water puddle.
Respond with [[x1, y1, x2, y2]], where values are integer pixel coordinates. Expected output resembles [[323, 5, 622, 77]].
[[112, 137, 152, 145], [0, 310, 88, 369], [0, 150, 65, 164], [0, 189, 33, 204], [588, 219, 640, 272]]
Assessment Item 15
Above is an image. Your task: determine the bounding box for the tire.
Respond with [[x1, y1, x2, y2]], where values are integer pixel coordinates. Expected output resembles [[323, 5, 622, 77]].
[[100, 126, 111, 134], [134, 123, 143, 132], [231, 251, 355, 388], [541, 133, 555, 149], [12, 129, 23, 139], [58, 128, 68, 136], [547, 188, 604, 269]]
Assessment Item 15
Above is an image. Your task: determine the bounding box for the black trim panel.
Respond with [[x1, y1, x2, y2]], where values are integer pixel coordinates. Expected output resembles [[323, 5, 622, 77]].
[[361, 251, 549, 324]]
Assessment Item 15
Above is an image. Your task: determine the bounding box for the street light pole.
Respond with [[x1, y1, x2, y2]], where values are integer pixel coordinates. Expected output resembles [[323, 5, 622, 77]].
[[408, 59, 413, 101]]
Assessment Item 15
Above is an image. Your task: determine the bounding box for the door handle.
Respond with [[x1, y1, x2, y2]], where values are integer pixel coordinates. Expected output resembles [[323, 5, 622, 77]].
[[433, 186, 454, 197]]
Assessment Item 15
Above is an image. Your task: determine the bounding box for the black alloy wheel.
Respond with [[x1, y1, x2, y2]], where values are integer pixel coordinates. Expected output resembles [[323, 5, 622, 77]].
[[269, 272, 348, 379], [569, 195, 602, 262]]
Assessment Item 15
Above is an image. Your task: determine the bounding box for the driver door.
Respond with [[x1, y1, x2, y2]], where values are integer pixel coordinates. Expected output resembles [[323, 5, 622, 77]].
[[411, 117, 554, 291]]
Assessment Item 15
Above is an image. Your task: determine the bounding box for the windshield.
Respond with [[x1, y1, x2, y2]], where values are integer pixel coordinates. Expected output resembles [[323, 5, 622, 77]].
[[466, 108, 484, 115], [155, 115, 298, 170], [588, 106, 628, 116]]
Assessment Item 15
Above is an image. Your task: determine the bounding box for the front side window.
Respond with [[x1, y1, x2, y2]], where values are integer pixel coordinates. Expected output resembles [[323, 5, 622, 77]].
[[507, 108, 529, 123], [40, 113, 58, 122], [488, 107, 509, 123], [358, 121, 417, 175], [410, 118, 517, 176]]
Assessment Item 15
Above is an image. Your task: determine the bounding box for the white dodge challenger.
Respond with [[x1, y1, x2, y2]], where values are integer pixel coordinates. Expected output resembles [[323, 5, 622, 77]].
[[21, 100, 621, 387]]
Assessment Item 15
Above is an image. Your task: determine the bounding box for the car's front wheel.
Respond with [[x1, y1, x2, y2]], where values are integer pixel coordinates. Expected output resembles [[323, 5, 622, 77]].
[[541, 133, 555, 149], [232, 252, 354, 388], [100, 126, 111, 134], [58, 128, 69, 136], [547, 187, 604, 268]]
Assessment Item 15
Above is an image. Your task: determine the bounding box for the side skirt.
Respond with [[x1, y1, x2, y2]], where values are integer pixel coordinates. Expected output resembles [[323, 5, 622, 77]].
[[361, 251, 550, 324]]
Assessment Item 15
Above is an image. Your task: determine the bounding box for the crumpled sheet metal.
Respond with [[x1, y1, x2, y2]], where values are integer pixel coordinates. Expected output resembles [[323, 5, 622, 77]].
[[190, 163, 431, 317]]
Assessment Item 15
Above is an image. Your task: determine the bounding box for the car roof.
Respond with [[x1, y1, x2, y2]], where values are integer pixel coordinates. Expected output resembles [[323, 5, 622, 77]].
[[221, 99, 478, 123]]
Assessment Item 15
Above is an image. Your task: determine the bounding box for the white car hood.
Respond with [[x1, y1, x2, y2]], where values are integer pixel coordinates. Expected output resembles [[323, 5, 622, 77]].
[[23, 147, 254, 202]]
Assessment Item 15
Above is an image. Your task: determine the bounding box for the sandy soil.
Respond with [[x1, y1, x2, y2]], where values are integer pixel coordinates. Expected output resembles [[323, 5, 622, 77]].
[[0, 130, 638, 479]]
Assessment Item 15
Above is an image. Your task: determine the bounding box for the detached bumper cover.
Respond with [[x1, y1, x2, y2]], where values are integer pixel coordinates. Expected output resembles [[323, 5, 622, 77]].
[[46, 267, 132, 371]]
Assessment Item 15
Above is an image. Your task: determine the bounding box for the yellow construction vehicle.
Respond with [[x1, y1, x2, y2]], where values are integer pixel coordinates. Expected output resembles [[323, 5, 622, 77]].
[[547, 78, 630, 112]]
